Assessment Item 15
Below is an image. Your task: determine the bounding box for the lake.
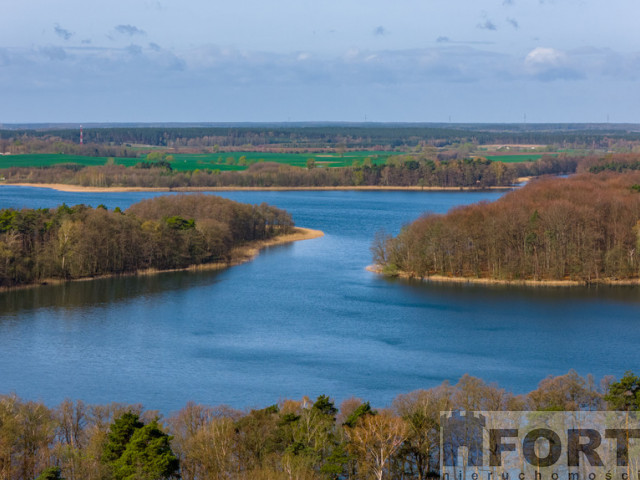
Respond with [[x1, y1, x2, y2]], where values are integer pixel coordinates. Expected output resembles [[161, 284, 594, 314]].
[[0, 186, 638, 413]]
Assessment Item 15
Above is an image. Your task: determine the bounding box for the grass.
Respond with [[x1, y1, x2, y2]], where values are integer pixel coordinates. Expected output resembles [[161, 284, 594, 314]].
[[485, 154, 552, 163], [0, 151, 400, 171], [0, 154, 138, 168], [169, 151, 397, 170]]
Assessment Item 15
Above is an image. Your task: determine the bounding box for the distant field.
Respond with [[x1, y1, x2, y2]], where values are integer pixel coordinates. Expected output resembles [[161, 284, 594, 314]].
[[485, 153, 551, 163], [169, 151, 396, 169], [0, 151, 399, 171], [0, 154, 137, 168]]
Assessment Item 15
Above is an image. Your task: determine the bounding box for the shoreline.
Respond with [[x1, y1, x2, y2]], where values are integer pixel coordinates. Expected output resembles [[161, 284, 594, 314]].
[[1, 182, 518, 193], [365, 265, 640, 287], [0, 227, 324, 293]]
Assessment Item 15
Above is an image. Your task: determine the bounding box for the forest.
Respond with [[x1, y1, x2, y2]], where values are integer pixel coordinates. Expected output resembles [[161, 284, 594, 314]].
[[0, 195, 294, 288], [0, 153, 587, 189], [374, 171, 640, 283], [2, 124, 639, 151], [0, 370, 637, 480]]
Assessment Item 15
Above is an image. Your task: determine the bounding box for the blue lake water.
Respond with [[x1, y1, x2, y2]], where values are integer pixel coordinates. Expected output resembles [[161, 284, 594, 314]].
[[0, 186, 638, 413]]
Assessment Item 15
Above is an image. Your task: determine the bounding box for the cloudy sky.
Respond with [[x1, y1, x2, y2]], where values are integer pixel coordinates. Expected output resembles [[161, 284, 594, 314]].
[[1, 0, 638, 123]]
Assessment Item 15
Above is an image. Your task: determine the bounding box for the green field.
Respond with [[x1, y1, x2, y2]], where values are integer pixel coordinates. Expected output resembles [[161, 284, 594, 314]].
[[0, 154, 139, 168], [485, 154, 550, 163], [0, 151, 399, 171]]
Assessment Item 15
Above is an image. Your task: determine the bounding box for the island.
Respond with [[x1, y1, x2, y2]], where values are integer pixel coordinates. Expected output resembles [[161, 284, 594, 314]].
[[0, 194, 322, 289]]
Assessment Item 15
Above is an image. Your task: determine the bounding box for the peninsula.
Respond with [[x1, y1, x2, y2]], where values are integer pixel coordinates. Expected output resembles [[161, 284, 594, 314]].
[[0, 194, 322, 289], [372, 172, 640, 286]]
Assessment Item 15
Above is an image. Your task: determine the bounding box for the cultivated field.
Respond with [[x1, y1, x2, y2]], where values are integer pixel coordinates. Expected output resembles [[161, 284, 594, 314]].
[[0, 151, 400, 171], [484, 153, 549, 163]]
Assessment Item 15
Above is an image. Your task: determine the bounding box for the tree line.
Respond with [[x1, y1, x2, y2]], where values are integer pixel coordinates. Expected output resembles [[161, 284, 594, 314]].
[[374, 172, 640, 282], [578, 153, 640, 174], [0, 137, 134, 158], [0, 151, 610, 190], [0, 195, 294, 288], [2, 125, 640, 150], [1, 370, 638, 480], [1, 157, 524, 189], [2, 146, 639, 191]]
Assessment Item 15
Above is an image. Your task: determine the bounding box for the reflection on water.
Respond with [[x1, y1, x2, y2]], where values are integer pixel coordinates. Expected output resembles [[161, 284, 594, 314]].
[[0, 186, 638, 413], [392, 275, 640, 305], [0, 269, 225, 316]]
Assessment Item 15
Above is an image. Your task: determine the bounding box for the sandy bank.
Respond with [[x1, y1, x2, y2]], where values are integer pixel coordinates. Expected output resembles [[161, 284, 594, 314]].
[[226, 227, 324, 266], [4, 183, 171, 193], [0, 227, 324, 293], [3, 183, 516, 193], [366, 265, 640, 287]]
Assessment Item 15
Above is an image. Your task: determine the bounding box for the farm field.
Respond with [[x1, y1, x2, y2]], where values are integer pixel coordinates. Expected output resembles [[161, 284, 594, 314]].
[[484, 153, 554, 163], [0, 151, 400, 171]]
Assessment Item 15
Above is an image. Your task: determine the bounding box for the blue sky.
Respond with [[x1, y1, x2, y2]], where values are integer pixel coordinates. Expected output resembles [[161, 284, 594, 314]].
[[1, 0, 638, 123]]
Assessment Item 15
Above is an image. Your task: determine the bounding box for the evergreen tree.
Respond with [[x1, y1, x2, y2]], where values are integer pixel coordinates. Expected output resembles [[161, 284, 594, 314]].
[[35, 466, 63, 480], [111, 421, 179, 480], [102, 412, 144, 463], [604, 371, 640, 411]]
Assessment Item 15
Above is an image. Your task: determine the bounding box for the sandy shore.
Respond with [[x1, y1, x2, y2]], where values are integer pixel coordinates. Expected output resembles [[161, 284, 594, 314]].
[[225, 227, 324, 265], [366, 265, 640, 287], [0, 227, 324, 292], [3, 183, 517, 193], [4, 183, 171, 193]]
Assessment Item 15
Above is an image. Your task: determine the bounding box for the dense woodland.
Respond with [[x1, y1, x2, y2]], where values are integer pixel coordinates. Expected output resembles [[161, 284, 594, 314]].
[[2, 125, 640, 151], [0, 370, 638, 480], [0, 154, 585, 189], [579, 153, 640, 174], [0, 195, 293, 288], [375, 172, 640, 282]]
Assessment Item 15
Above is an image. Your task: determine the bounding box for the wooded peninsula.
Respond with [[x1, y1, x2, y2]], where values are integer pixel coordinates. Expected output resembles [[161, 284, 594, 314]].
[[373, 171, 640, 284], [1, 370, 638, 480], [0, 194, 312, 289]]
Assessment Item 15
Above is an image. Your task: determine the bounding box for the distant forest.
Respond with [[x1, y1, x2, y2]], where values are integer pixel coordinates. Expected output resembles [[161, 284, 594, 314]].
[[374, 171, 640, 283], [1, 370, 638, 480], [2, 124, 640, 153], [0, 195, 293, 288]]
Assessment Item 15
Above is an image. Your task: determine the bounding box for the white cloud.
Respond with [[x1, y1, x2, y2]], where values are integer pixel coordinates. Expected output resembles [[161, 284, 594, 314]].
[[525, 47, 564, 66], [1, 38, 639, 122], [524, 46, 583, 80]]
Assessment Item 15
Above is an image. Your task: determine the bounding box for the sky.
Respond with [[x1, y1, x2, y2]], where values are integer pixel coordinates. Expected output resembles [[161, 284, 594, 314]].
[[1, 0, 639, 123]]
